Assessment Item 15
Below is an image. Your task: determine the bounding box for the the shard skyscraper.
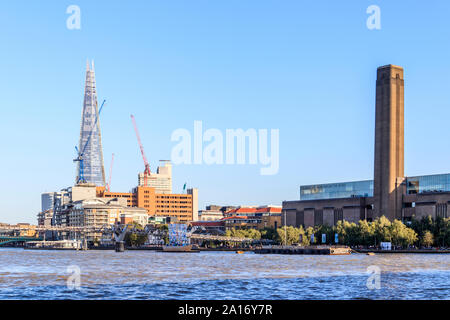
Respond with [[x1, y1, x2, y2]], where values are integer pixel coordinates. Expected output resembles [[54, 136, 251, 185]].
[[76, 60, 105, 186]]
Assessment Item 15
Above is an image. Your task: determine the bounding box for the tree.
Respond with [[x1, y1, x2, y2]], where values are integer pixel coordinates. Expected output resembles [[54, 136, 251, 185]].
[[434, 217, 448, 247], [298, 226, 310, 246], [276, 226, 307, 245], [411, 216, 450, 247], [443, 218, 450, 247], [331, 217, 417, 247], [373, 216, 392, 244], [358, 220, 375, 246], [421, 230, 434, 247], [125, 232, 137, 247], [225, 228, 261, 240], [389, 219, 417, 247], [411, 216, 433, 239], [314, 225, 334, 245], [305, 227, 315, 245], [260, 228, 277, 241], [334, 220, 359, 246], [132, 221, 144, 229], [246, 228, 262, 240], [158, 224, 169, 231], [124, 229, 148, 247]]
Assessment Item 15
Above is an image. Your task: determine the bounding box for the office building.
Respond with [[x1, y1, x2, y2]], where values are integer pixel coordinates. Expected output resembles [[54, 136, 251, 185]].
[[96, 185, 198, 223], [76, 60, 105, 186], [198, 209, 224, 221], [41, 192, 55, 212], [138, 160, 172, 194]]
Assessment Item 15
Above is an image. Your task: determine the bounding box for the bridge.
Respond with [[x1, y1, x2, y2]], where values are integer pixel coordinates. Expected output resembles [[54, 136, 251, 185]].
[[0, 224, 254, 245], [0, 236, 43, 246], [0, 225, 111, 233], [190, 234, 254, 243]]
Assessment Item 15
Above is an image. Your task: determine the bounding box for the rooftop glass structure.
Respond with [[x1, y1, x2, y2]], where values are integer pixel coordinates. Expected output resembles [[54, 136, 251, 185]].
[[406, 173, 450, 194], [300, 180, 373, 201], [300, 173, 450, 201]]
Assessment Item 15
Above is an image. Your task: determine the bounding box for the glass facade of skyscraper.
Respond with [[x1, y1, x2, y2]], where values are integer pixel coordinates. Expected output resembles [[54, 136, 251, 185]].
[[300, 180, 373, 200], [77, 61, 105, 186]]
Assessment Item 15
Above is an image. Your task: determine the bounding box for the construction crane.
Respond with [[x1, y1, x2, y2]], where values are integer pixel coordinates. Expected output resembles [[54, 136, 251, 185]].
[[74, 99, 106, 184], [106, 153, 114, 192], [130, 114, 151, 186]]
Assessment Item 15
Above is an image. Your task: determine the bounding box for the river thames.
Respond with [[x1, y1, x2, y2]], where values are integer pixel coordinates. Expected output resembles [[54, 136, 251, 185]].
[[0, 248, 448, 299]]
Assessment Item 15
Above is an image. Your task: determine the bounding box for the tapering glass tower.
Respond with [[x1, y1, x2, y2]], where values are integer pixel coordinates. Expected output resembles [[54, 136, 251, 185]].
[[77, 60, 105, 186]]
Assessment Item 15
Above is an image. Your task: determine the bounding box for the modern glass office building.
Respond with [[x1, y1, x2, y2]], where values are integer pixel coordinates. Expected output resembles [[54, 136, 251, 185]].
[[77, 60, 105, 186], [300, 180, 373, 201]]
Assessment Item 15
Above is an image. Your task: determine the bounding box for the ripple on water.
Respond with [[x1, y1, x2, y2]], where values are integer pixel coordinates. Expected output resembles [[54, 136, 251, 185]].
[[0, 249, 449, 299]]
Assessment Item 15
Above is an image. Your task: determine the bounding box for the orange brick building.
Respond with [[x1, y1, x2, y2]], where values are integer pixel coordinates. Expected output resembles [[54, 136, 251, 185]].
[[96, 186, 197, 223]]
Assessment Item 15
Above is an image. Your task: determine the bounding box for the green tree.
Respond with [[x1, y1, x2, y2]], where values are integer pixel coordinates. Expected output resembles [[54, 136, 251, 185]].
[[331, 217, 417, 247], [158, 224, 169, 231], [434, 217, 449, 247], [225, 228, 261, 240], [358, 220, 375, 246], [276, 226, 307, 245], [298, 226, 309, 246], [373, 216, 392, 244], [260, 228, 277, 241], [389, 219, 417, 247], [132, 221, 144, 230], [247, 228, 262, 240], [124, 226, 148, 247], [305, 226, 315, 244], [314, 225, 334, 245], [411, 216, 450, 247], [334, 220, 359, 246], [443, 218, 450, 247], [421, 230, 434, 247], [125, 232, 138, 246]]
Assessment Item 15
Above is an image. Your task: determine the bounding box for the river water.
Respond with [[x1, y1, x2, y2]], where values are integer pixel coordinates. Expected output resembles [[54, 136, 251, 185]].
[[0, 248, 448, 299]]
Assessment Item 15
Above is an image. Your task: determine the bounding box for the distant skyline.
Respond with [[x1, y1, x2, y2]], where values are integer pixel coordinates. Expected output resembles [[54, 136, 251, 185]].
[[1, 1, 450, 223]]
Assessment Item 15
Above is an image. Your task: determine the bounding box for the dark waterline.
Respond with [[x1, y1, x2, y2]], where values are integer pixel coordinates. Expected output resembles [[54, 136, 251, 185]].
[[0, 248, 449, 300]]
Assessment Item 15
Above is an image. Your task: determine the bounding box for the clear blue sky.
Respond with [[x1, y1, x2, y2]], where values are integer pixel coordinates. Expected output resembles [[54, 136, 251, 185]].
[[1, 1, 450, 224]]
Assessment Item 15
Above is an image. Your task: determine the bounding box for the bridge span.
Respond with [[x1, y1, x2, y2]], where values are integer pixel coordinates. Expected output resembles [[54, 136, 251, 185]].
[[0, 225, 254, 244]]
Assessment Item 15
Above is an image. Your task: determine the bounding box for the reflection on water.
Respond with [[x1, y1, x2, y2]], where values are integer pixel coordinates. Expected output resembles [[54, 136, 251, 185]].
[[0, 248, 449, 299]]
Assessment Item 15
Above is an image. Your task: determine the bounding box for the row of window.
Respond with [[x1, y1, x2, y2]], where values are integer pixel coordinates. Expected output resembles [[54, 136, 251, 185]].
[[157, 196, 190, 199], [157, 205, 190, 209], [300, 180, 373, 201], [156, 210, 191, 214], [157, 200, 191, 204]]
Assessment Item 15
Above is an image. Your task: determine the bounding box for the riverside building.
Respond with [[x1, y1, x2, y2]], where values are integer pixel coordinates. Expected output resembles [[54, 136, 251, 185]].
[[283, 65, 450, 228], [96, 186, 198, 223], [192, 206, 281, 231]]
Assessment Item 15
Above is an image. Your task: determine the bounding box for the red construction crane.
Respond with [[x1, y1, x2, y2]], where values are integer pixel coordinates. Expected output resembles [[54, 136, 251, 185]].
[[130, 114, 151, 186], [106, 153, 114, 192]]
